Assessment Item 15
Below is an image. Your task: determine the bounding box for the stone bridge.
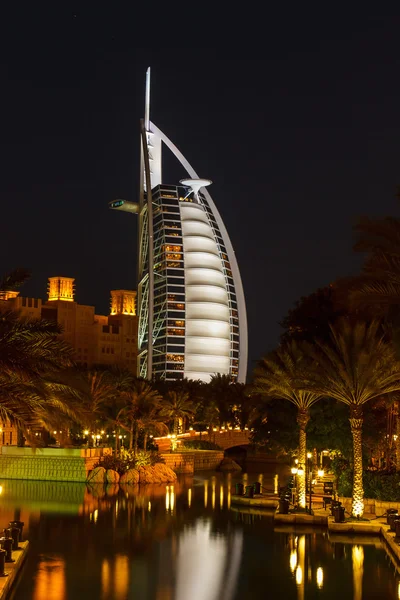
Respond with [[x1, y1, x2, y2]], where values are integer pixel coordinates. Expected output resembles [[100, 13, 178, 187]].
[[154, 429, 251, 453]]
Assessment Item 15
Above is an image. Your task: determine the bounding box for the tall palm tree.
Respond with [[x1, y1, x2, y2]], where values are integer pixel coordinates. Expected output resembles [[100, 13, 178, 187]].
[[119, 379, 163, 455], [208, 373, 235, 427], [253, 342, 321, 509], [160, 390, 196, 435], [300, 318, 400, 517]]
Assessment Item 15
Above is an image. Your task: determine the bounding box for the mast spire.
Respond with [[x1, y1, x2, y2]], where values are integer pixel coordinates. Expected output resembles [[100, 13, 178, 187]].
[[145, 67, 151, 131]]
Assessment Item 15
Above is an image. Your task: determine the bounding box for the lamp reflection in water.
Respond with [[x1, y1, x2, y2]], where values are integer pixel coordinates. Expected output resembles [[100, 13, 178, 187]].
[[175, 519, 243, 600], [274, 474, 279, 495], [352, 545, 364, 600], [316, 567, 323, 589], [165, 485, 175, 513], [33, 555, 66, 600], [101, 555, 129, 600], [295, 535, 305, 600], [204, 481, 208, 508], [220, 486, 224, 509], [188, 488, 192, 508], [212, 477, 216, 510]]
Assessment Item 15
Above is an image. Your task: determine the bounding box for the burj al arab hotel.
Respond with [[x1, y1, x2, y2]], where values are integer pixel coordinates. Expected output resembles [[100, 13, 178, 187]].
[[110, 69, 247, 383]]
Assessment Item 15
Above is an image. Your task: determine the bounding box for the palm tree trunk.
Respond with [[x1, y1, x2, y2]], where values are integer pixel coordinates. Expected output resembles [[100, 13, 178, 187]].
[[144, 431, 148, 451], [350, 404, 364, 517], [115, 430, 120, 457], [297, 408, 309, 509], [129, 420, 134, 451], [134, 423, 139, 458], [396, 410, 400, 471]]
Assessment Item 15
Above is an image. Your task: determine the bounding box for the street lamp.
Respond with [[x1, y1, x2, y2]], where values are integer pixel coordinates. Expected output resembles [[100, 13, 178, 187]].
[[307, 452, 312, 514]]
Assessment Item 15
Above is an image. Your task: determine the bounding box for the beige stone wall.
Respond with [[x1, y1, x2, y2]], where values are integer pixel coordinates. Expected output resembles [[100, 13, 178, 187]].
[[161, 451, 224, 474], [339, 496, 400, 515]]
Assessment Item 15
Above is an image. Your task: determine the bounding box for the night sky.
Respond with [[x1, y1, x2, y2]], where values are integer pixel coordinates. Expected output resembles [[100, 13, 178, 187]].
[[2, 8, 400, 378]]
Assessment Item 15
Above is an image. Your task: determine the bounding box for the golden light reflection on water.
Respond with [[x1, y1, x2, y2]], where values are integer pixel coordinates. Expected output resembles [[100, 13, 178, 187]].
[[188, 488, 192, 508], [352, 545, 364, 600], [220, 486, 224, 509], [101, 559, 111, 599], [316, 567, 323, 589], [114, 555, 129, 599], [33, 555, 66, 600], [211, 477, 216, 510], [204, 481, 208, 508], [101, 555, 129, 600], [290, 550, 297, 572]]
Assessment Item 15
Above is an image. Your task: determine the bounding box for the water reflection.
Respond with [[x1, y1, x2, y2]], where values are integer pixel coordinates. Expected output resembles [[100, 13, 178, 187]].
[[175, 520, 242, 600], [352, 545, 364, 600], [2, 475, 399, 599], [33, 555, 66, 600]]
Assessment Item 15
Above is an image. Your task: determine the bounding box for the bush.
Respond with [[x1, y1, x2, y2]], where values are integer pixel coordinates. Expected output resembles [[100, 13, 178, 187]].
[[134, 450, 165, 467], [93, 454, 132, 476], [93, 450, 165, 475], [331, 456, 400, 501], [363, 471, 400, 502], [181, 440, 222, 450]]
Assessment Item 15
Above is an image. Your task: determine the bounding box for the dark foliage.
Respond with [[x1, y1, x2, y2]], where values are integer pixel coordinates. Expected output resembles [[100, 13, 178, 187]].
[[181, 439, 222, 450]]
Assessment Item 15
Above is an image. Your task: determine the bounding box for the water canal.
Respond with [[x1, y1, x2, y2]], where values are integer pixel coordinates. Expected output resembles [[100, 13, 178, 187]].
[[1, 467, 398, 599]]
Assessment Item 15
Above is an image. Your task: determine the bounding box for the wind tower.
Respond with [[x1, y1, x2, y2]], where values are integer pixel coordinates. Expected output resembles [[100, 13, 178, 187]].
[[110, 68, 248, 383]]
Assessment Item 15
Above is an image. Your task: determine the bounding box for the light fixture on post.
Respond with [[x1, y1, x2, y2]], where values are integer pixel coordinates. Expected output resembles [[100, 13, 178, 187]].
[[307, 452, 312, 514]]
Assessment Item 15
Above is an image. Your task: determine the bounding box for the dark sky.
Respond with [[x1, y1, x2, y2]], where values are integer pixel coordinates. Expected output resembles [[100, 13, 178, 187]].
[[2, 8, 400, 377]]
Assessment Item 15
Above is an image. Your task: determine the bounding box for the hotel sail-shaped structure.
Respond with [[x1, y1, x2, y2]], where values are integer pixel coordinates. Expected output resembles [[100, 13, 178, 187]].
[[110, 69, 247, 383]]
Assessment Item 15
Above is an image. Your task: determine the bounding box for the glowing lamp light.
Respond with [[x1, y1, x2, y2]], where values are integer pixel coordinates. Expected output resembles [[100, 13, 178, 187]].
[[297, 468, 304, 476], [295, 566, 303, 585], [307, 452, 312, 459], [316, 567, 323, 589], [84, 430, 89, 436], [290, 550, 297, 572], [291, 467, 298, 475], [295, 459, 298, 464], [96, 435, 100, 440], [53, 431, 57, 435], [318, 469, 324, 478]]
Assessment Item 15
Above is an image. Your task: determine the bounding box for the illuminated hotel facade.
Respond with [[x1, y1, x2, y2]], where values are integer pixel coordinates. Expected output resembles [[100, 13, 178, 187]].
[[110, 68, 247, 383]]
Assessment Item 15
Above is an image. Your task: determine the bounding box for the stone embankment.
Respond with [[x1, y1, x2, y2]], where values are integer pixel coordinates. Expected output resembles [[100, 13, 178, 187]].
[[87, 463, 177, 484], [0, 447, 226, 481]]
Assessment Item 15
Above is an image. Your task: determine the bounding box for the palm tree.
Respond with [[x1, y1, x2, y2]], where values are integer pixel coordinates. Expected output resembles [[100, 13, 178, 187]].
[[0, 311, 76, 435], [160, 390, 196, 436], [119, 379, 163, 455], [0, 268, 31, 298], [300, 318, 400, 517], [208, 373, 236, 428], [253, 342, 321, 509]]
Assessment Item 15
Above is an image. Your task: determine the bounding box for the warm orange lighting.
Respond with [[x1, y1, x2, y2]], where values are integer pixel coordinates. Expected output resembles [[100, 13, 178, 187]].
[[316, 567, 323, 589], [33, 555, 66, 600], [110, 290, 136, 316], [48, 276, 75, 302], [290, 550, 297, 572]]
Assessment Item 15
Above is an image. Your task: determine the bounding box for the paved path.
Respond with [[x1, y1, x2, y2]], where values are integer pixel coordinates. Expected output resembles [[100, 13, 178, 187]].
[[0, 541, 29, 600]]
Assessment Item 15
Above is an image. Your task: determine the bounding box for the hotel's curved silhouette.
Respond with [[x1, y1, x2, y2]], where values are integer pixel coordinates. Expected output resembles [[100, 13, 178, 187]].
[[110, 68, 247, 383]]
